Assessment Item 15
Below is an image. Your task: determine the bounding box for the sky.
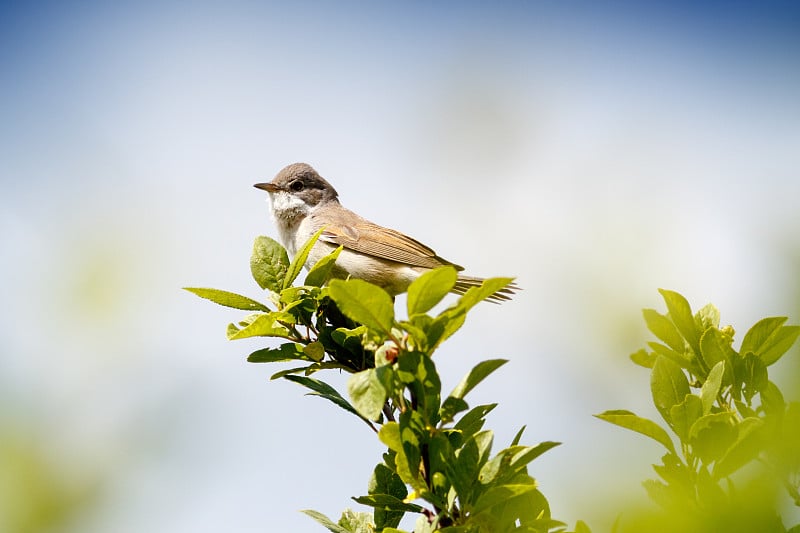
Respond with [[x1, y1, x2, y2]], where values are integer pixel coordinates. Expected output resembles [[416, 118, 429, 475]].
[[1, 1, 799, 531]]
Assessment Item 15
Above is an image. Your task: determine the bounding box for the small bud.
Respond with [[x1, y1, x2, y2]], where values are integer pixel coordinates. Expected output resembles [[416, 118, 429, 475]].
[[384, 345, 399, 363]]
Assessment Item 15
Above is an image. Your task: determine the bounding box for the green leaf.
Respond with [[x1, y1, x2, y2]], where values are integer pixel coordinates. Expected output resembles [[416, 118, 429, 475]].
[[183, 287, 269, 311], [452, 434, 481, 504], [454, 404, 497, 441], [507, 441, 561, 472], [713, 417, 764, 479], [269, 365, 311, 380], [643, 308, 685, 353], [449, 359, 508, 400], [651, 356, 690, 429], [471, 430, 495, 477], [328, 279, 396, 336], [741, 317, 787, 356], [439, 397, 469, 424], [669, 394, 703, 442], [301, 510, 350, 533], [510, 425, 526, 447], [760, 380, 785, 417], [352, 495, 422, 514], [396, 351, 442, 425], [594, 410, 676, 453], [699, 327, 735, 381], [658, 289, 700, 354], [689, 412, 737, 463], [284, 375, 367, 422], [651, 452, 692, 488], [760, 325, 800, 365], [470, 484, 540, 516], [251, 236, 289, 292], [398, 410, 426, 492], [428, 309, 467, 350], [378, 422, 421, 488], [648, 342, 693, 370], [700, 361, 725, 415], [369, 464, 408, 530], [407, 266, 458, 316], [696, 468, 726, 510], [741, 353, 768, 403], [457, 277, 516, 311], [694, 303, 720, 332], [347, 368, 390, 422], [741, 316, 800, 366], [303, 341, 325, 362], [284, 227, 326, 290], [305, 245, 343, 287], [247, 343, 306, 362], [337, 509, 375, 532], [227, 313, 292, 340], [630, 348, 657, 368]]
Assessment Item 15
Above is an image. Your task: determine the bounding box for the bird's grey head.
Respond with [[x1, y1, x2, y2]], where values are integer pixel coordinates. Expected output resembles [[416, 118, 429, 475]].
[[254, 163, 339, 209]]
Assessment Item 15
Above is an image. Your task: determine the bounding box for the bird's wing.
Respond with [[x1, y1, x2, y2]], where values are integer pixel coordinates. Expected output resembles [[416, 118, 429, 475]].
[[315, 208, 463, 270]]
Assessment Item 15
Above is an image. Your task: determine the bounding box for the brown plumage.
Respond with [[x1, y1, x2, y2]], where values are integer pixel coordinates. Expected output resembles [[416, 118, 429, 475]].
[[255, 163, 519, 303]]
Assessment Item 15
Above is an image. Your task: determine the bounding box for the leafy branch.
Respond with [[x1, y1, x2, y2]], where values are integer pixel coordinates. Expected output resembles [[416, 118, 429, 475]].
[[185, 233, 577, 532], [597, 289, 800, 532]]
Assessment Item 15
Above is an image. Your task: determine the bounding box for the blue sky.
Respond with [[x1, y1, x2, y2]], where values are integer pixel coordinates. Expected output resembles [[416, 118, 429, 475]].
[[1, 1, 799, 531]]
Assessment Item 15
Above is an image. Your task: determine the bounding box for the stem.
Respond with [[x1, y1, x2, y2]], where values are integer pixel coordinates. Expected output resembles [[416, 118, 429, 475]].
[[382, 401, 396, 423]]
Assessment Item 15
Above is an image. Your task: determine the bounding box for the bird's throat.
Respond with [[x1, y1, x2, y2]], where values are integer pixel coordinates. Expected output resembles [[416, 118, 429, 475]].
[[268, 191, 312, 255]]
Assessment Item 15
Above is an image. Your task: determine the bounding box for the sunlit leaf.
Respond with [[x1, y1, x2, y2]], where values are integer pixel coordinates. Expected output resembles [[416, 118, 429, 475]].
[[250, 236, 289, 292], [457, 277, 516, 311], [658, 289, 700, 354], [699, 328, 735, 380], [643, 308, 685, 353], [651, 356, 690, 428], [347, 368, 390, 421], [741, 317, 787, 356], [470, 484, 540, 516], [449, 359, 508, 400], [669, 394, 703, 442], [595, 410, 676, 454], [247, 343, 306, 362], [227, 313, 291, 340], [300, 509, 350, 533], [407, 266, 458, 316], [183, 287, 269, 311], [507, 441, 561, 472], [741, 353, 768, 403], [284, 228, 326, 290], [630, 348, 657, 368], [700, 361, 725, 414], [741, 316, 800, 366], [328, 279, 396, 336], [379, 422, 421, 488], [305, 245, 342, 287]]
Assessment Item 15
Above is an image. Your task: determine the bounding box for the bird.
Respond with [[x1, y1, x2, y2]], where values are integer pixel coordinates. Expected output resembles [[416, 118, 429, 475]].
[[253, 163, 518, 303]]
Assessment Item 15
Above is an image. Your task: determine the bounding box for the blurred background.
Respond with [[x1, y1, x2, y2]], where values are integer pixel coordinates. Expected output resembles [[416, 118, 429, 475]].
[[1, 1, 799, 531]]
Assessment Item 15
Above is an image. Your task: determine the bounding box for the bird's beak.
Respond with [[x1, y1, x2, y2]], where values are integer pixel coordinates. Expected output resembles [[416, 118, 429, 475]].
[[254, 182, 280, 193]]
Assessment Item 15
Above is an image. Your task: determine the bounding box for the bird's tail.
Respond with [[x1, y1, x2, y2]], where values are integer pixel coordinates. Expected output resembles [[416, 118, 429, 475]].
[[452, 275, 520, 304]]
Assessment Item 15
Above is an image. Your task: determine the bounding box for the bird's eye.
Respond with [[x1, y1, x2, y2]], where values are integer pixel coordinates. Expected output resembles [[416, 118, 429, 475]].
[[289, 180, 305, 192]]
